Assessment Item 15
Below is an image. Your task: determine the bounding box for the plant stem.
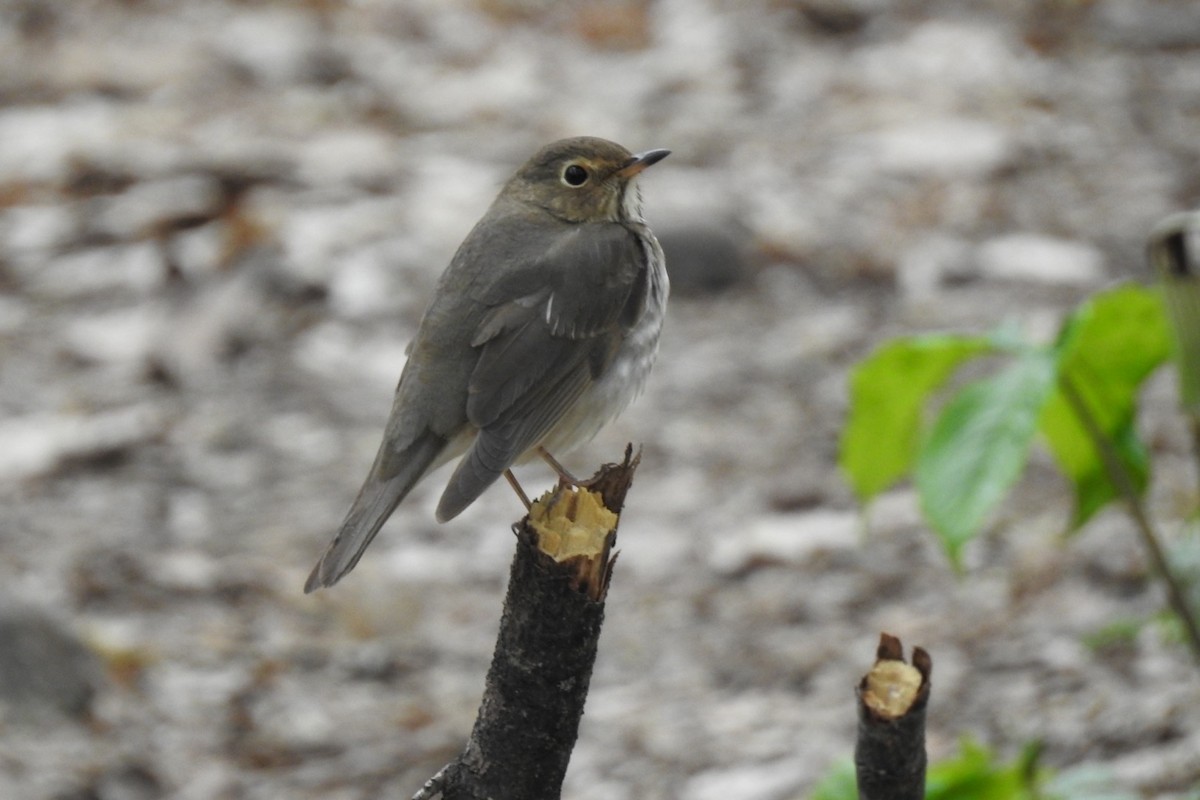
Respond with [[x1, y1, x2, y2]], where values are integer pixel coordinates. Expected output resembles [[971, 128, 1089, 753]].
[[1058, 374, 1200, 667], [1191, 415, 1200, 501], [855, 634, 931, 800]]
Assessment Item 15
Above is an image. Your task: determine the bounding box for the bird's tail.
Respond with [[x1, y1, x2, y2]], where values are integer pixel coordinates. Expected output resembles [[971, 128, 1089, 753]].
[[435, 428, 520, 523], [304, 431, 446, 592]]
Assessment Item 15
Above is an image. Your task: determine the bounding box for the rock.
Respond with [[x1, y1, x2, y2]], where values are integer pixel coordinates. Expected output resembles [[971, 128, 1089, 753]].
[[797, 0, 881, 35], [297, 130, 403, 188], [0, 203, 81, 257], [148, 270, 268, 384], [853, 20, 1036, 97], [0, 101, 119, 184], [683, 760, 808, 800], [0, 606, 102, 720], [656, 222, 750, 295], [167, 220, 228, 280], [974, 234, 1105, 285], [0, 404, 168, 481], [896, 236, 972, 299], [90, 761, 164, 800], [402, 154, 505, 255], [274, 195, 411, 288], [292, 321, 412, 395], [866, 118, 1013, 177], [166, 489, 215, 545], [326, 238, 425, 319], [16, 242, 166, 299], [709, 510, 859, 575], [89, 174, 225, 239], [0, 295, 31, 336], [642, 165, 751, 295], [210, 7, 323, 86], [61, 305, 163, 368], [156, 550, 224, 594], [1096, 0, 1200, 49]]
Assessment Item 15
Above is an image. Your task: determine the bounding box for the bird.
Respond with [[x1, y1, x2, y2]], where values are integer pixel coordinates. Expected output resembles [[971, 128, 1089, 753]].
[[304, 137, 670, 592]]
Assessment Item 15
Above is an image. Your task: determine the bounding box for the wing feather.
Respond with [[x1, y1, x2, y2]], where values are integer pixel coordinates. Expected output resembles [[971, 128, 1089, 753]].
[[434, 219, 650, 520]]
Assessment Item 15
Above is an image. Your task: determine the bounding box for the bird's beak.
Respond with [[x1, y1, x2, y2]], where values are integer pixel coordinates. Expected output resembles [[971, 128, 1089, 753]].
[[616, 148, 670, 178]]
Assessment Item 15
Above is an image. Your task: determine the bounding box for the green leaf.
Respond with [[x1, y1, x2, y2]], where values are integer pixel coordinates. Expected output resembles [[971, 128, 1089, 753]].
[[1040, 284, 1171, 529], [916, 350, 1058, 566], [1040, 397, 1148, 527], [841, 334, 993, 503], [925, 737, 1043, 800]]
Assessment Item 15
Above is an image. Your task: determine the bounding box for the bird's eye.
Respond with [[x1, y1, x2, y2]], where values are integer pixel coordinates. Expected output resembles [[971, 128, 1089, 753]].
[[562, 164, 589, 187]]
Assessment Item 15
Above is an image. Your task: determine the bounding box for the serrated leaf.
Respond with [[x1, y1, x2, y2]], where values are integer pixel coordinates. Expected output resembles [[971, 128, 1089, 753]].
[[1040, 284, 1171, 529], [916, 350, 1058, 566], [840, 334, 993, 503]]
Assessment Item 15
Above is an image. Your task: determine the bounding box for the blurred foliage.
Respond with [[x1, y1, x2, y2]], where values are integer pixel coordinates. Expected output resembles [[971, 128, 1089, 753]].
[[840, 283, 1171, 566], [1081, 617, 1143, 653]]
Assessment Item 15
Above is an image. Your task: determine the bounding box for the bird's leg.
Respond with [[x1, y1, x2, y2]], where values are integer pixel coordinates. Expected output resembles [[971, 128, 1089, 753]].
[[536, 446, 587, 487], [504, 469, 531, 511]]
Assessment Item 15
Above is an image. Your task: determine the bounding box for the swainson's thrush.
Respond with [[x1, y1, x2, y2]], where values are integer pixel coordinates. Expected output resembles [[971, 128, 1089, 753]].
[[305, 137, 669, 591]]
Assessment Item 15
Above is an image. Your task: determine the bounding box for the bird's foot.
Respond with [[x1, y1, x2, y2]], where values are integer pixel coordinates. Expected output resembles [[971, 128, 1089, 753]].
[[536, 446, 596, 488], [503, 469, 531, 510]]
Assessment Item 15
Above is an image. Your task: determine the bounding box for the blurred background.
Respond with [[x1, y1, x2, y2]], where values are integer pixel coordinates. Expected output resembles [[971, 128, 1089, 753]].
[[1, 0, 1199, 797]]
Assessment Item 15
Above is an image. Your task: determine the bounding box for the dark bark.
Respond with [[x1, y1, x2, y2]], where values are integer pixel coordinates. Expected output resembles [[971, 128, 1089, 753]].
[[854, 633, 932, 800], [415, 447, 639, 800]]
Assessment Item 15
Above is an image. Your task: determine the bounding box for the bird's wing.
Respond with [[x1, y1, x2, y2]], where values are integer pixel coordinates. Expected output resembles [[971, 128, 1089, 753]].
[[434, 222, 649, 521], [464, 222, 647, 422]]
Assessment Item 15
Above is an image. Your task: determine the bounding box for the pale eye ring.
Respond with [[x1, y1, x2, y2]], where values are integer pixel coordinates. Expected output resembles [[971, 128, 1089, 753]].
[[562, 164, 589, 187]]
